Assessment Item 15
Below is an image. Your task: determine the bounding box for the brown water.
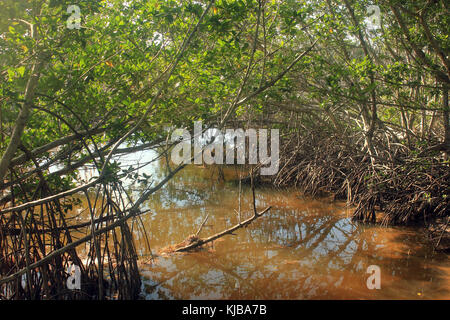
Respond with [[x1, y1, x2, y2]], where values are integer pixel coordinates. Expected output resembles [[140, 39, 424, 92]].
[[129, 164, 450, 300]]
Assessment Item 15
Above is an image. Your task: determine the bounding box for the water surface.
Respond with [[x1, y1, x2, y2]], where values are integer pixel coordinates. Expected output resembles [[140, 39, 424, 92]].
[[132, 164, 450, 300]]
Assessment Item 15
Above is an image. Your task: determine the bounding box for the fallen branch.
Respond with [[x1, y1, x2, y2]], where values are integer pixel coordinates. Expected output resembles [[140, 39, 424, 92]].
[[0, 209, 150, 236], [172, 206, 271, 253], [195, 213, 210, 237]]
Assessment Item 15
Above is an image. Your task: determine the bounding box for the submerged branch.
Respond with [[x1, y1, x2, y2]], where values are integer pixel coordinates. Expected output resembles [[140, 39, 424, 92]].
[[172, 206, 271, 253]]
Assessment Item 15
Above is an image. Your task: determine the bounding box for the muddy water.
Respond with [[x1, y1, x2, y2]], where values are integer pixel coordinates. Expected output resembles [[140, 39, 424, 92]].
[[129, 163, 450, 300]]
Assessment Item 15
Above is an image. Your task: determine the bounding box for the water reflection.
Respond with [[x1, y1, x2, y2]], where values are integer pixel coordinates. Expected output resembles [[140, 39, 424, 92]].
[[132, 163, 450, 300]]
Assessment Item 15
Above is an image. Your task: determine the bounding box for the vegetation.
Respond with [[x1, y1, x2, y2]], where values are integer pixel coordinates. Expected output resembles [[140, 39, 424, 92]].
[[0, 0, 448, 299]]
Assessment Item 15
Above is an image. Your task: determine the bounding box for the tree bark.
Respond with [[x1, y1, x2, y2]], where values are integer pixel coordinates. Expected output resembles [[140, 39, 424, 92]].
[[443, 86, 450, 158]]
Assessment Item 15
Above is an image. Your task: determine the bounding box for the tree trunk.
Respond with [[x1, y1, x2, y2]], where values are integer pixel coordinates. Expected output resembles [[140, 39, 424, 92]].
[[443, 86, 450, 158], [0, 57, 44, 182]]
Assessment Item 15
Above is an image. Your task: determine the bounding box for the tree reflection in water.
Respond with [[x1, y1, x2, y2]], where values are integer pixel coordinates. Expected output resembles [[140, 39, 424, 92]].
[[132, 164, 450, 300]]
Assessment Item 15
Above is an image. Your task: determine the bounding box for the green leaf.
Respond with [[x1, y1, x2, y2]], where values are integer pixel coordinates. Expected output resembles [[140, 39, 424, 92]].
[[17, 66, 25, 77]]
